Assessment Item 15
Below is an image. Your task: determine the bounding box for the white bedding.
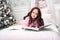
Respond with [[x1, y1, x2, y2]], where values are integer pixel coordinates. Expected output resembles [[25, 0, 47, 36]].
[[0, 25, 60, 40]]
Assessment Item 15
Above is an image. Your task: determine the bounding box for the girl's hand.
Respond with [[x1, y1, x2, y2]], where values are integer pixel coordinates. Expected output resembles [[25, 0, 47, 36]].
[[35, 27, 38, 28], [39, 26, 44, 29]]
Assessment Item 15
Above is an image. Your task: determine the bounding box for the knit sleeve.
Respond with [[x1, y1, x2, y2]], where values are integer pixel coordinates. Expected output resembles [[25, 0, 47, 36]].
[[20, 16, 29, 26]]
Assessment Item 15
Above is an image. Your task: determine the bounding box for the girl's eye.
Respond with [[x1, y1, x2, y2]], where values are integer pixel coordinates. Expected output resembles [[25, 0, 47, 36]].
[[32, 12, 34, 13]]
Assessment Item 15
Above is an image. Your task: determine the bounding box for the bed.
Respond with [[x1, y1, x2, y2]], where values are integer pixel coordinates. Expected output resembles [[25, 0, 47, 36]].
[[0, 24, 60, 40]]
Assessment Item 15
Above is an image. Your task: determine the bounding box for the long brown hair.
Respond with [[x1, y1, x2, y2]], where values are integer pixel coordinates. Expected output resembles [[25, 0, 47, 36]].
[[24, 7, 44, 28]]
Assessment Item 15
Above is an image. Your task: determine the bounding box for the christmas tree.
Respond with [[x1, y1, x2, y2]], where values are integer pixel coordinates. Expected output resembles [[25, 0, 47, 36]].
[[0, 0, 16, 29]]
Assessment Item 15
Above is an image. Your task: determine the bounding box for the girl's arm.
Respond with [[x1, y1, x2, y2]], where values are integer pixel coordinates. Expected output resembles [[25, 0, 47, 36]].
[[20, 17, 29, 27]]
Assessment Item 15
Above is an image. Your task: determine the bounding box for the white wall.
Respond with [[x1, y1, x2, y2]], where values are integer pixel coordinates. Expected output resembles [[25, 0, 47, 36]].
[[8, 0, 32, 23], [54, 4, 60, 27]]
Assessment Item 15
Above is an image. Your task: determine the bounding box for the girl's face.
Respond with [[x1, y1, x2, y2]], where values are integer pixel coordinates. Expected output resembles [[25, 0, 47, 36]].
[[31, 9, 38, 19]]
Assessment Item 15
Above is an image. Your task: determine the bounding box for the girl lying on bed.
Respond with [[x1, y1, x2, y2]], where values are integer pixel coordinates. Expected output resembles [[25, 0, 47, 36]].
[[20, 7, 44, 30]]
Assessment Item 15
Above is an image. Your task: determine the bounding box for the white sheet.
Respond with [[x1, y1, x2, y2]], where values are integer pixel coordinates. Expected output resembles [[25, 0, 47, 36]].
[[0, 25, 60, 40]]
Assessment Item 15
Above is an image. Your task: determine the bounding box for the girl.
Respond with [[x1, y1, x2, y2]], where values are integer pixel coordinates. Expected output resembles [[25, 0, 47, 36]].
[[20, 7, 44, 28]]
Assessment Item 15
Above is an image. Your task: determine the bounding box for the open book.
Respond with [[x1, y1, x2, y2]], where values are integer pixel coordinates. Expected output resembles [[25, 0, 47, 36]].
[[24, 24, 52, 31]]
